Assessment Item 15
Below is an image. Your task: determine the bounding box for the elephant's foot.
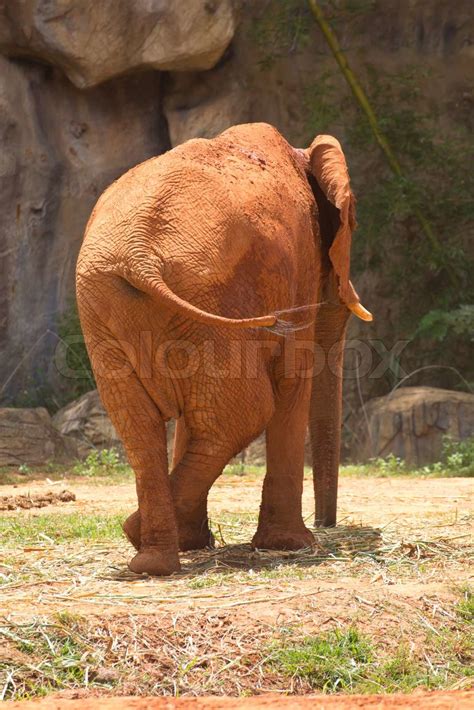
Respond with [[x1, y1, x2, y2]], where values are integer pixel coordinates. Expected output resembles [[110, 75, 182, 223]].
[[251, 524, 315, 551], [129, 547, 181, 576], [123, 510, 214, 552], [124, 512, 181, 575], [178, 519, 215, 552], [123, 510, 140, 550]]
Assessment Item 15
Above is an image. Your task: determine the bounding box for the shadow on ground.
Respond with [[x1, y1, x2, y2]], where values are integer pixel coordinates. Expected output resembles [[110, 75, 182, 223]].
[[107, 525, 383, 581]]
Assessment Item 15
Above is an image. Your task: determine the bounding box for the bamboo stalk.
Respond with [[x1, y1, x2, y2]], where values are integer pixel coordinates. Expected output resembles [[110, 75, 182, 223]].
[[307, 0, 456, 281]]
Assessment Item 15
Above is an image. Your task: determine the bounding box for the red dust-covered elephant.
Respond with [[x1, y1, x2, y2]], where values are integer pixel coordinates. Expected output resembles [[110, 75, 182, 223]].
[[76, 123, 372, 575]]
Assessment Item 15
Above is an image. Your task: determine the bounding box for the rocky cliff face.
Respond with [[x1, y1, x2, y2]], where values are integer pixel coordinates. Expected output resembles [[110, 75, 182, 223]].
[[0, 0, 234, 404], [0, 0, 235, 87], [0, 59, 169, 401], [0, 0, 472, 410]]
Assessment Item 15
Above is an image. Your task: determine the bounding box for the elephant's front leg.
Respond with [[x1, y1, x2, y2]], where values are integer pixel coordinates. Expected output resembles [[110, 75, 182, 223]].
[[252, 373, 315, 551]]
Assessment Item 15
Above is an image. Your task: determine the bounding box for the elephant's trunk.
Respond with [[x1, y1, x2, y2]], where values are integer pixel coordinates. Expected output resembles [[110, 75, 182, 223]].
[[310, 297, 350, 527], [295, 134, 372, 526]]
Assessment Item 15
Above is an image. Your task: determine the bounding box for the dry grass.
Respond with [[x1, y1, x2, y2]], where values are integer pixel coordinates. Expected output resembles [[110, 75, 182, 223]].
[[1, 508, 472, 601], [1, 590, 472, 700], [0, 474, 473, 701]]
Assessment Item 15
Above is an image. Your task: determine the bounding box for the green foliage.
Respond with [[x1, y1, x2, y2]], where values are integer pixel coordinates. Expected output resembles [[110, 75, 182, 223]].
[[250, 0, 311, 68], [73, 448, 130, 479], [56, 299, 95, 401], [250, 0, 377, 70], [348, 65, 474, 274], [369, 453, 406, 474], [270, 628, 373, 692], [344, 438, 474, 478], [303, 60, 474, 361], [441, 437, 474, 477], [250, 0, 376, 70], [303, 72, 341, 133], [416, 305, 474, 343]]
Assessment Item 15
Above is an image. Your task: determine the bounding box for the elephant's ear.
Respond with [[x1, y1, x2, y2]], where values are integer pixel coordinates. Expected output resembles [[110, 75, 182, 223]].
[[305, 134, 360, 309]]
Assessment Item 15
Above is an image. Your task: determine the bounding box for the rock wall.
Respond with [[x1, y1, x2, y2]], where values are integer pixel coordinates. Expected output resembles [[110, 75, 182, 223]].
[[0, 0, 472, 412], [0, 59, 170, 401], [0, 0, 234, 404]]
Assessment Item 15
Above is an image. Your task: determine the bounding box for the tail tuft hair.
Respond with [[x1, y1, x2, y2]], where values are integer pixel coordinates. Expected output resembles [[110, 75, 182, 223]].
[[262, 302, 328, 336]]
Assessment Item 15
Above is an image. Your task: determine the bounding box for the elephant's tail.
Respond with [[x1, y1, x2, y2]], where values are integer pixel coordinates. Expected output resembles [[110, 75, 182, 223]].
[[114, 265, 278, 330]]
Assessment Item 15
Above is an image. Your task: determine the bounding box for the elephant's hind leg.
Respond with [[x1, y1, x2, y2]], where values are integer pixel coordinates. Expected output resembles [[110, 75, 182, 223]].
[[123, 426, 228, 552], [252, 371, 315, 551], [95, 372, 180, 575], [170, 432, 232, 551], [122, 416, 188, 550], [122, 417, 200, 551]]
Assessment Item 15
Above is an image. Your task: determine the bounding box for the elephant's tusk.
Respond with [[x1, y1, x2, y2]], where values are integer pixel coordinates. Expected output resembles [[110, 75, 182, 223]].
[[348, 302, 373, 322]]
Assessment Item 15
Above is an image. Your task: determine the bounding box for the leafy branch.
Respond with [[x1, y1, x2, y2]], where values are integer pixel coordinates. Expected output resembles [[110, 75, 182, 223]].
[[306, 0, 458, 286]]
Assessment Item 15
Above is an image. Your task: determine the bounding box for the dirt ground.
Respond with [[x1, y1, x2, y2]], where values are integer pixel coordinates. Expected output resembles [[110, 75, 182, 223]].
[[6, 689, 474, 709], [0, 490, 75, 511], [1, 472, 473, 706], [1, 474, 472, 618]]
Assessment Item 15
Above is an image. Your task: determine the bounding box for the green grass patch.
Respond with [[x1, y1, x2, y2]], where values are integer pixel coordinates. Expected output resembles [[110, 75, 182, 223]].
[[0, 512, 125, 545], [270, 627, 373, 692], [269, 624, 473, 693], [0, 613, 116, 700], [456, 586, 474, 624]]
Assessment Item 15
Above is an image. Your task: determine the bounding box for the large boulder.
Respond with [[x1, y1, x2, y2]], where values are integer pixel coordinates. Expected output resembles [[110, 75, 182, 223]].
[[0, 0, 235, 88], [0, 407, 78, 466], [52, 390, 121, 459], [350, 387, 474, 466]]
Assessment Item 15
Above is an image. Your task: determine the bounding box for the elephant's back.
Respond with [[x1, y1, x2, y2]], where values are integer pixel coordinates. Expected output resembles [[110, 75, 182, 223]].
[[156, 126, 316, 318], [87, 122, 311, 227], [80, 123, 317, 320]]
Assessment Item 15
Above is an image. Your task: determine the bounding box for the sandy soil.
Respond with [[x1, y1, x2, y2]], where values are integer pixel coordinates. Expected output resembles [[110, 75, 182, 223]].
[[1, 473, 473, 705], [0, 489, 75, 511], [6, 690, 474, 709], [1, 474, 472, 619]]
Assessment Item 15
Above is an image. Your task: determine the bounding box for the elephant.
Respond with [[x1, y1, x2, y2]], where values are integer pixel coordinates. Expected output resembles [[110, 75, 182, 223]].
[[76, 122, 372, 576]]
